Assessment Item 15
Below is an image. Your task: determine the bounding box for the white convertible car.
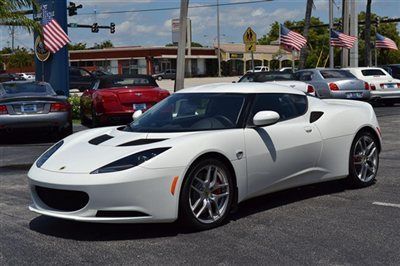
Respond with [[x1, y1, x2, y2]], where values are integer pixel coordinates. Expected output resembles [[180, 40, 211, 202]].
[[28, 83, 382, 229]]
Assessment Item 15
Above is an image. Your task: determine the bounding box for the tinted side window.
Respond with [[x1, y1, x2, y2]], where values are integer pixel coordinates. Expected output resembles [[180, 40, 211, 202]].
[[70, 69, 80, 76], [298, 71, 313, 81], [248, 93, 307, 125]]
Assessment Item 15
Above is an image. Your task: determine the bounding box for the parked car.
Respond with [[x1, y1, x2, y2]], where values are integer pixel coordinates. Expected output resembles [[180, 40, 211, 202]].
[[92, 69, 113, 77], [16, 72, 35, 81], [0, 73, 24, 83], [28, 83, 381, 230], [69, 66, 95, 92], [279, 67, 297, 73], [246, 65, 269, 73], [295, 69, 371, 100], [80, 74, 170, 127], [345, 67, 400, 106], [381, 64, 400, 79], [238, 71, 316, 95], [0, 81, 72, 138], [152, 69, 176, 80]]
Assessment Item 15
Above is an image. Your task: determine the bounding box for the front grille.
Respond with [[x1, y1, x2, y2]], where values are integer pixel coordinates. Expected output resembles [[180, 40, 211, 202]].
[[35, 186, 89, 212]]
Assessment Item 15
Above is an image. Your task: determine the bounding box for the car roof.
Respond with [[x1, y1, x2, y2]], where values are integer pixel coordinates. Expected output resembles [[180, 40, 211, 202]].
[[344, 67, 385, 70], [177, 82, 305, 95], [97, 74, 154, 80]]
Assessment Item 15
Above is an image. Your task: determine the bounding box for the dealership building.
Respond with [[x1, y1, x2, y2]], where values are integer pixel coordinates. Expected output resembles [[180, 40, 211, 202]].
[[1, 43, 295, 76], [69, 44, 294, 76]]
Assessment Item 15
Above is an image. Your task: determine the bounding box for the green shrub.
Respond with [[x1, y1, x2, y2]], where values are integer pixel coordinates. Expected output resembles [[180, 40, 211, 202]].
[[68, 94, 81, 120]]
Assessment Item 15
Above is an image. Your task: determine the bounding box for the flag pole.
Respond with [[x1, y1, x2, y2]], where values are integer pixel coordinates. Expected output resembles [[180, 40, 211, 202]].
[[291, 50, 295, 71], [329, 0, 334, 68]]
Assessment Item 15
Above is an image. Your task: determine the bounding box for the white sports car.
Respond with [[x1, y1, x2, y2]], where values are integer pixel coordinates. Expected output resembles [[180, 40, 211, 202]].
[[28, 83, 382, 229]]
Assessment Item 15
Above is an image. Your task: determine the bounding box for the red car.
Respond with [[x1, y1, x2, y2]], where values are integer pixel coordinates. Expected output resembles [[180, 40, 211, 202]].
[[80, 75, 170, 127]]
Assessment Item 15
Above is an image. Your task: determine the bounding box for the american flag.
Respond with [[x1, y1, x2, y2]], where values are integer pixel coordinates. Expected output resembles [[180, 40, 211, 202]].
[[41, 5, 70, 53], [279, 24, 307, 51], [330, 29, 357, 49], [376, 33, 398, 50]]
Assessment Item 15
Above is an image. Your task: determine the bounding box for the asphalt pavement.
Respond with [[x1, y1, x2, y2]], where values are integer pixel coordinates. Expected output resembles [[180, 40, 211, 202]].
[[0, 104, 399, 265]]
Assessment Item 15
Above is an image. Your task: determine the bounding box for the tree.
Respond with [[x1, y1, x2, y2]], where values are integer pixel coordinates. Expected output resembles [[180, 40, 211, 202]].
[[68, 42, 87, 50], [92, 40, 114, 49], [299, 0, 314, 69], [364, 0, 372, 66], [0, 0, 41, 33], [7, 47, 34, 71]]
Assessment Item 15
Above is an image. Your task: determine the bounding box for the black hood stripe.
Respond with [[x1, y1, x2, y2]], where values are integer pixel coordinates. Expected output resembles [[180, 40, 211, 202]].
[[118, 139, 167, 147], [89, 134, 114, 145]]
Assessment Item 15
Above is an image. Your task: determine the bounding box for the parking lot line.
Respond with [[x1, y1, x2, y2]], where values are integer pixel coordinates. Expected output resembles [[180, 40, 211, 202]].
[[372, 202, 400, 208]]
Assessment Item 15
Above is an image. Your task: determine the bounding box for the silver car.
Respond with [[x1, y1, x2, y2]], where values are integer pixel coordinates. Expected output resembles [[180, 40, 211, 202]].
[[0, 81, 72, 138], [295, 69, 371, 100]]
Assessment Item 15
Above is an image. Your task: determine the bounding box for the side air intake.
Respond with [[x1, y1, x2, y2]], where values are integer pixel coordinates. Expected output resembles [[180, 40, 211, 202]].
[[118, 139, 167, 146], [89, 134, 114, 145]]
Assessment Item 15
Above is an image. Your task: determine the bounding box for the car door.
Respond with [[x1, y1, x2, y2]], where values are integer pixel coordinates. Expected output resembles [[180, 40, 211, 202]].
[[244, 93, 323, 199]]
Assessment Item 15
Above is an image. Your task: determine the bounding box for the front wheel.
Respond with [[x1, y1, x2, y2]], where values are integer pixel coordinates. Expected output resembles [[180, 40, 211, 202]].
[[348, 131, 379, 187], [179, 158, 234, 230]]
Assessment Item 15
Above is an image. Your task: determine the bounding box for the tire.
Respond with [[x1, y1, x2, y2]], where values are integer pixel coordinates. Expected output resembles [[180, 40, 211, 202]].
[[179, 158, 234, 230], [80, 107, 91, 126], [157, 76, 162, 81], [348, 130, 379, 187], [91, 106, 100, 128]]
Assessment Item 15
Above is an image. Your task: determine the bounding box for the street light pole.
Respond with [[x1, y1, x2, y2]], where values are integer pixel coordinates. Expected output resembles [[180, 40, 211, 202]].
[[174, 0, 189, 92], [217, 0, 221, 77], [329, 0, 334, 68]]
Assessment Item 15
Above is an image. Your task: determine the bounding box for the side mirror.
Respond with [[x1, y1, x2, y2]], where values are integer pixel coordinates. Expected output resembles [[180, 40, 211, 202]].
[[253, 111, 280, 127], [132, 110, 143, 121]]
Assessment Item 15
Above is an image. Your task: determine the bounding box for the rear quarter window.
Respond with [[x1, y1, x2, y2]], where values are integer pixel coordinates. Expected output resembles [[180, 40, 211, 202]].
[[361, 69, 387, 76]]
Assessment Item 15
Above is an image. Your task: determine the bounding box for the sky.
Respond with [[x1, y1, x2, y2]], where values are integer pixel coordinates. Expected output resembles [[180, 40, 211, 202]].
[[1, 0, 399, 50]]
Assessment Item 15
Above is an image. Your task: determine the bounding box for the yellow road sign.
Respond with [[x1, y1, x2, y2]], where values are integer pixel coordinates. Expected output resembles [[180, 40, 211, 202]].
[[243, 27, 257, 52]]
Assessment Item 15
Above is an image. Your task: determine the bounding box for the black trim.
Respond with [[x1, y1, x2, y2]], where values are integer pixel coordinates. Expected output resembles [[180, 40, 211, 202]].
[[88, 134, 114, 145], [96, 210, 149, 217], [310, 111, 324, 123], [118, 138, 167, 146]]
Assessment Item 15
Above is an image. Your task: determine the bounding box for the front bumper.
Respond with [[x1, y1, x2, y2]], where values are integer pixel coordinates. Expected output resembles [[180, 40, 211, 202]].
[[28, 165, 186, 223], [330, 90, 371, 100]]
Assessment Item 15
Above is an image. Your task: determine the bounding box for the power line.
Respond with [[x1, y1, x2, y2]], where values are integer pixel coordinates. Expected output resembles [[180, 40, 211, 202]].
[[77, 0, 273, 16]]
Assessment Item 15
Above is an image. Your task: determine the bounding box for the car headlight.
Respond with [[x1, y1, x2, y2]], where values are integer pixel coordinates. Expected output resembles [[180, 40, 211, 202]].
[[36, 140, 64, 168], [90, 147, 170, 174]]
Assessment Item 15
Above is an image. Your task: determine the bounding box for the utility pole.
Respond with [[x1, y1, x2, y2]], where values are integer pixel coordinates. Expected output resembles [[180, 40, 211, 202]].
[[11, 26, 15, 51], [329, 0, 334, 68], [174, 0, 189, 91], [349, 0, 358, 67], [217, 0, 221, 77], [341, 0, 349, 67], [364, 0, 372, 66]]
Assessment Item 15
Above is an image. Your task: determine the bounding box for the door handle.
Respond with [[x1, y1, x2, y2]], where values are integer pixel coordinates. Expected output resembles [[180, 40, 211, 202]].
[[304, 126, 312, 133]]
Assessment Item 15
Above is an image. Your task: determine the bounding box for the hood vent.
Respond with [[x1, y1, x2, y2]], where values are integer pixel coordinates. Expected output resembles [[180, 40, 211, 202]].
[[118, 138, 167, 147], [89, 134, 114, 145]]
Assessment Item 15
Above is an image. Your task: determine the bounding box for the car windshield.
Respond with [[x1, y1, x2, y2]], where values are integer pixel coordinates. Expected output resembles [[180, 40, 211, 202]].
[[361, 69, 388, 76], [97, 76, 158, 89], [126, 93, 246, 132], [320, 70, 355, 79], [239, 72, 296, 82], [0, 82, 55, 97]]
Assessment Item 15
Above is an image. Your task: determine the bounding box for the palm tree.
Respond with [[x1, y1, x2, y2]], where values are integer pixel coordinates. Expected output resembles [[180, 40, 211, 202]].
[[0, 0, 41, 33], [364, 0, 372, 66], [299, 0, 313, 69]]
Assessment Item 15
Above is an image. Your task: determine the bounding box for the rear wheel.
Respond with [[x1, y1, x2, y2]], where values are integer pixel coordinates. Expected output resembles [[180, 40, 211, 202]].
[[179, 158, 234, 230], [348, 131, 379, 187], [157, 76, 162, 81], [91, 106, 100, 128]]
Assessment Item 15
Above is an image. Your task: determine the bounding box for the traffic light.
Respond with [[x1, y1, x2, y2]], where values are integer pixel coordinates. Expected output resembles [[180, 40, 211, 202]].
[[91, 23, 99, 33], [110, 23, 115, 34], [68, 2, 82, 16]]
